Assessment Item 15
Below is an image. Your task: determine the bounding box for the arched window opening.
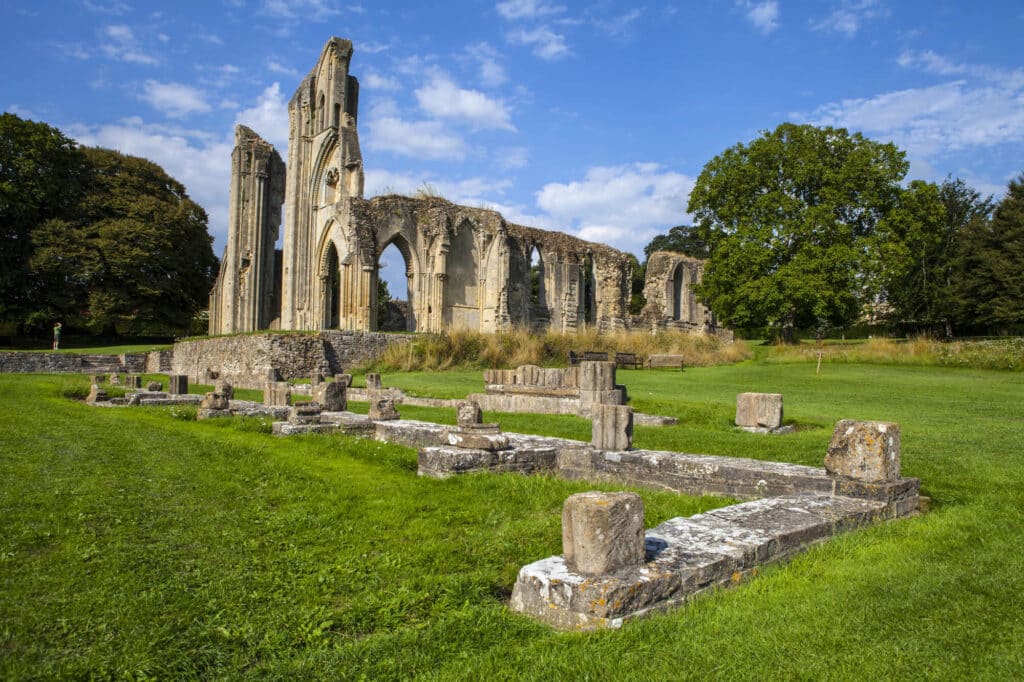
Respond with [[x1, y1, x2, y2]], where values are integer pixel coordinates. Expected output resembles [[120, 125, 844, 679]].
[[317, 92, 325, 130], [582, 254, 596, 325], [377, 241, 415, 331], [672, 264, 684, 321], [325, 243, 340, 329]]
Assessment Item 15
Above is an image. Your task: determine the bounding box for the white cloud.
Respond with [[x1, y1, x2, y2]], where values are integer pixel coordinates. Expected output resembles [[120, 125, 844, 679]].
[[810, 0, 888, 37], [66, 118, 233, 250], [101, 24, 158, 65], [738, 1, 780, 34], [593, 8, 643, 39], [366, 116, 467, 160], [898, 50, 1024, 90], [363, 71, 402, 91], [266, 60, 299, 78], [51, 42, 91, 60], [198, 64, 243, 88], [82, 1, 132, 15], [261, 0, 341, 21], [497, 146, 529, 169], [235, 83, 289, 149], [467, 43, 507, 87], [140, 80, 211, 118], [535, 163, 695, 253], [507, 26, 570, 60], [495, 0, 565, 21], [414, 74, 515, 131]]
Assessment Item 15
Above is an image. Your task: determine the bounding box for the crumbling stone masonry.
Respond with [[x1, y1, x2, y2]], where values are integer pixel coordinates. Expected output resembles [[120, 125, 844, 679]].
[[207, 37, 727, 338], [640, 251, 730, 339]]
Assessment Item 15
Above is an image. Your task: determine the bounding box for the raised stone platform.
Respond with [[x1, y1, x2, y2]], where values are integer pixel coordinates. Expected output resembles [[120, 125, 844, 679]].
[[510, 493, 888, 630]]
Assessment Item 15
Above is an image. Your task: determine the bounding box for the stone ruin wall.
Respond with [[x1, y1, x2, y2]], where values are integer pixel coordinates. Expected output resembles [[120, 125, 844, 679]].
[[172, 331, 408, 388], [640, 250, 730, 339], [208, 36, 726, 340]]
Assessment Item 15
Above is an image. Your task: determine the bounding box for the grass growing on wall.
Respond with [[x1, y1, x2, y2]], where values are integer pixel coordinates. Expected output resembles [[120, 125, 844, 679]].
[[2, 359, 1024, 679], [370, 328, 752, 371]]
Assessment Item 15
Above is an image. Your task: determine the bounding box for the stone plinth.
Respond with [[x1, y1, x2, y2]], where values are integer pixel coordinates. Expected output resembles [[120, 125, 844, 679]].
[[457, 400, 483, 426], [289, 402, 322, 425], [592, 404, 633, 451], [264, 381, 291, 407], [736, 393, 783, 429], [109, 373, 121, 386], [214, 380, 234, 400], [169, 375, 188, 395], [368, 393, 399, 420], [365, 373, 382, 390], [124, 375, 142, 389], [197, 392, 231, 420], [311, 371, 323, 387], [313, 381, 347, 412], [579, 361, 619, 406], [562, 491, 645, 576], [334, 373, 352, 387], [86, 384, 109, 404], [146, 381, 163, 392], [825, 420, 901, 483]]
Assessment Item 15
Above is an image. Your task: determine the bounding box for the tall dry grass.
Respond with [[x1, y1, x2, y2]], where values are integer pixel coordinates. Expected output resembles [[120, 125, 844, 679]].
[[761, 336, 1024, 370], [370, 328, 751, 371]]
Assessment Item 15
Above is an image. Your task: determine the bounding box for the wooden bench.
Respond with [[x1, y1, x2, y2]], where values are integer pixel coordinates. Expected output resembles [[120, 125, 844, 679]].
[[614, 352, 642, 369], [582, 350, 609, 362], [648, 354, 685, 371]]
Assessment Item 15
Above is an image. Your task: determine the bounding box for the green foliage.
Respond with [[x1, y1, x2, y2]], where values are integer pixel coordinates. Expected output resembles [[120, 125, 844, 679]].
[[0, 113, 217, 337], [956, 174, 1024, 329], [688, 123, 908, 341], [0, 113, 90, 330], [874, 177, 995, 335], [643, 224, 712, 260]]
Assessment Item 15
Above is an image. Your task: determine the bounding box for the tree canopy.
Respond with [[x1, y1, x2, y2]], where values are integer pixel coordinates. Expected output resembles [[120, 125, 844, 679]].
[[643, 225, 711, 260], [1, 114, 217, 336], [687, 122, 908, 339]]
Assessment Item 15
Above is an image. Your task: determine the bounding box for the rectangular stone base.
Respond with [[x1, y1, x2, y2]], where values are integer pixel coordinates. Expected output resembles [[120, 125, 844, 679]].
[[510, 493, 887, 630], [418, 446, 556, 478]]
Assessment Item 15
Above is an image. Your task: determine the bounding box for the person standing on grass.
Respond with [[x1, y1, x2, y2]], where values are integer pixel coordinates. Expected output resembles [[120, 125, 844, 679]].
[[52, 322, 62, 350]]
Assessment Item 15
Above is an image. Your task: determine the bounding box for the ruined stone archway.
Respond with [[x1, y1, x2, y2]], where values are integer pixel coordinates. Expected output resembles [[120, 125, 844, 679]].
[[322, 242, 341, 329], [375, 233, 418, 331]]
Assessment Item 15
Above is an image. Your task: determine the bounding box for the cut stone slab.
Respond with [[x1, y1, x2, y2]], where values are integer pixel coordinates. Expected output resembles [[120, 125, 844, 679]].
[[736, 392, 783, 429], [124, 375, 142, 389], [200, 392, 229, 410], [365, 372, 382, 390], [319, 411, 375, 433], [146, 381, 163, 392], [510, 493, 888, 630], [264, 381, 291, 407], [272, 422, 339, 436], [456, 399, 483, 426], [418, 446, 557, 478], [86, 384, 109, 404], [441, 426, 510, 451], [368, 393, 399, 420], [562, 491, 645, 576], [825, 420, 901, 483], [289, 402, 322, 425], [215, 380, 234, 400]]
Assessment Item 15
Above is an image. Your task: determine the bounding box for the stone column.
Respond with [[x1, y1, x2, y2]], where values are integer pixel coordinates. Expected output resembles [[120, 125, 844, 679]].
[[264, 381, 291, 407], [169, 375, 189, 395], [592, 404, 633, 451], [579, 360, 620, 406], [825, 420, 901, 482], [365, 373, 382, 390], [313, 381, 347, 412], [735, 393, 783, 429], [562, 491, 645, 576]]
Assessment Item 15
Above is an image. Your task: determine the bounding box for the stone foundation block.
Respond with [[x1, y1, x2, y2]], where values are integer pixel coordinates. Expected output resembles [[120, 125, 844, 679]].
[[442, 427, 510, 451], [334, 373, 352, 387], [457, 400, 483, 426], [313, 381, 347, 412], [368, 393, 399, 420], [736, 393, 783, 429], [197, 407, 232, 420], [289, 402, 322, 425], [562, 491, 645, 576], [168, 375, 188, 395], [86, 384, 109, 404], [200, 392, 229, 410], [124, 375, 142, 389], [825, 420, 901, 483], [146, 381, 163, 392], [214, 380, 234, 400], [89, 374, 106, 385], [109, 373, 121, 386], [592, 404, 633, 451], [263, 381, 291, 407], [365, 372, 382, 390], [579, 361, 617, 392]]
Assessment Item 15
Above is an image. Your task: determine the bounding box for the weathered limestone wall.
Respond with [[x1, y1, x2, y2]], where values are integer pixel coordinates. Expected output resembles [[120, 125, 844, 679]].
[[209, 125, 287, 335], [0, 351, 168, 374], [640, 251, 731, 339], [172, 331, 407, 388]]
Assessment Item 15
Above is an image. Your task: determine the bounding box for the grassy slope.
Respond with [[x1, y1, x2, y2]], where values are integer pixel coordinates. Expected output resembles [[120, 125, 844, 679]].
[[1, 361, 1023, 679]]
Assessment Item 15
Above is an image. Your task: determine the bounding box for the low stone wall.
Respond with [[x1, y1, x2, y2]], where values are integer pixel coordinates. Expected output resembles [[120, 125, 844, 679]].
[[0, 351, 164, 374], [171, 331, 409, 388]]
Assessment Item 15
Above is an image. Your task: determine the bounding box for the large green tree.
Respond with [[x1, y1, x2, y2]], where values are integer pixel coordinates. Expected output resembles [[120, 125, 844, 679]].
[[874, 177, 994, 336], [643, 224, 711, 260], [0, 113, 89, 330], [955, 175, 1024, 330], [688, 123, 908, 340], [29, 147, 217, 335]]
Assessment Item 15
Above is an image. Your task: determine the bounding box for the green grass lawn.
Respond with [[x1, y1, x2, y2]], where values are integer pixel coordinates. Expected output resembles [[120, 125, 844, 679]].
[[2, 360, 1023, 679]]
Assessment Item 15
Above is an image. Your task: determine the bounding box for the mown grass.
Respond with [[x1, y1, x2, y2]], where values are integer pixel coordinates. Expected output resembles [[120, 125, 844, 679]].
[[0, 343, 173, 354], [371, 328, 751, 371], [2, 359, 1023, 679]]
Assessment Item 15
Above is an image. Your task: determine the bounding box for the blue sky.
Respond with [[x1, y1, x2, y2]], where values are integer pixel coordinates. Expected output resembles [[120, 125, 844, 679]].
[[4, 0, 1023, 282]]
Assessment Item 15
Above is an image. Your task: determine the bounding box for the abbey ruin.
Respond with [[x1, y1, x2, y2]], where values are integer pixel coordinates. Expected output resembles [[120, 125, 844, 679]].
[[209, 37, 722, 336]]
